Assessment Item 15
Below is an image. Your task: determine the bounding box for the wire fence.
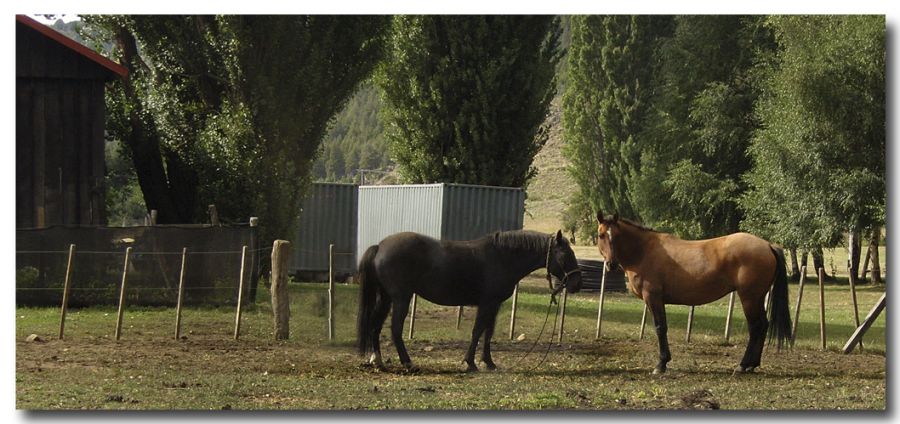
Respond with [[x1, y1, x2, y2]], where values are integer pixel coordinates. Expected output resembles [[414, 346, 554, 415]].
[[16, 225, 262, 307], [16, 233, 883, 353]]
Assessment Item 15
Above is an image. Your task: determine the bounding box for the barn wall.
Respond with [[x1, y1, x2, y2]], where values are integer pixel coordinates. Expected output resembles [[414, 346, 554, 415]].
[[16, 20, 110, 228], [16, 79, 106, 227]]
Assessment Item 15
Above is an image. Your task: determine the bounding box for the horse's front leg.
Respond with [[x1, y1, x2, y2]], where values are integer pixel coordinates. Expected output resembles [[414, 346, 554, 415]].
[[464, 306, 491, 372], [645, 293, 671, 374]]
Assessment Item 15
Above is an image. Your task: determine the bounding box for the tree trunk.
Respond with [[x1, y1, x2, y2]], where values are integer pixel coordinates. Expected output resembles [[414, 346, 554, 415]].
[[115, 26, 195, 224], [848, 229, 862, 283], [812, 247, 830, 280], [861, 241, 872, 283], [800, 250, 809, 270], [789, 248, 801, 281], [871, 226, 882, 284]]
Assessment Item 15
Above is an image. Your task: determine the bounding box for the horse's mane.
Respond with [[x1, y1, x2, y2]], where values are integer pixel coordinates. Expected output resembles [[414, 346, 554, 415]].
[[618, 218, 661, 233], [489, 230, 551, 252]]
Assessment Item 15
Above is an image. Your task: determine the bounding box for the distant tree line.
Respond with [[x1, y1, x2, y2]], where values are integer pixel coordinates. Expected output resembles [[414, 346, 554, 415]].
[[312, 83, 392, 183]]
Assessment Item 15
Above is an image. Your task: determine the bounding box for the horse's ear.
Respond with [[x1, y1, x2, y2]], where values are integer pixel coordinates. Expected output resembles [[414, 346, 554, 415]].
[[612, 211, 619, 223], [596, 210, 603, 223], [555, 230, 564, 244]]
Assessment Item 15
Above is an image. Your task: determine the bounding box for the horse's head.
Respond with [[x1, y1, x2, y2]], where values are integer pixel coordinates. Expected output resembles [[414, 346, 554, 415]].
[[596, 210, 621, 269], [548, 230, 582, 293]]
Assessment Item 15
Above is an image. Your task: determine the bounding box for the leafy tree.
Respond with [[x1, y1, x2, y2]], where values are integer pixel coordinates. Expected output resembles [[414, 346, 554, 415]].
[[81, 15, 389, 243], [630, 16, 775, 239], [562, 15, 673, 220], [740, 15, 885, 279], [378, 16, 562, 187]]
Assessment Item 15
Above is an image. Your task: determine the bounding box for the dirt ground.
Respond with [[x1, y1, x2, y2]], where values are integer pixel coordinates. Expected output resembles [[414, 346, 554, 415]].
[[16, 329, 885, 410]]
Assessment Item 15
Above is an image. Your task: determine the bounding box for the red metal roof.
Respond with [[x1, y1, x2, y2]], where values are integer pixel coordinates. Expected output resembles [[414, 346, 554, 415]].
[[16, 14, 128, 78]]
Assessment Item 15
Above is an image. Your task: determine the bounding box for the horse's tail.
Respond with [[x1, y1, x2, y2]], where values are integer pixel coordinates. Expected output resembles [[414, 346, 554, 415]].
[[356, 244, 380, 356], [767, 245, 792, 350]]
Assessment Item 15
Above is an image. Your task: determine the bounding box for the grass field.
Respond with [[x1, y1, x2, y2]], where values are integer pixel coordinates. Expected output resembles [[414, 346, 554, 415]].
[[16, 276, 885, 410]]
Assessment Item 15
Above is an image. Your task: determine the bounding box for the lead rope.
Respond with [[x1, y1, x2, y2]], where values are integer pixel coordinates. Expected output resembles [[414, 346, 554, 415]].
[[507, 294, 559, 372], [508, 236, 563, 371], [526, 296, 562, 372]]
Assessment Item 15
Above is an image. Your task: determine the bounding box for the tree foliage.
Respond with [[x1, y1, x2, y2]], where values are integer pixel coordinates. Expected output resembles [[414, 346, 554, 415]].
[[378, 16, 562, 187], [561, 15, 673, 223], [81, 15, 389, 242], [631, 16, 774, 238], [740, 15, 885, 249]]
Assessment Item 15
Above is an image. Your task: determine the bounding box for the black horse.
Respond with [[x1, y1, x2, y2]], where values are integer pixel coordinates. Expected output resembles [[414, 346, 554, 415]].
[[356, 230, 582, 372]]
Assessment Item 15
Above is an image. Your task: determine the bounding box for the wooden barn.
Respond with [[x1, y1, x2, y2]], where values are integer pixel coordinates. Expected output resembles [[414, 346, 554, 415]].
[[15, 15, 127, 228]]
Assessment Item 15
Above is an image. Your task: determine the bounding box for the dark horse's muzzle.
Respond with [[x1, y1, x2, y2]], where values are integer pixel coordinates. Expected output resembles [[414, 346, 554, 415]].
[[564, 268, 583, 293], [550, 268, 583, 299]]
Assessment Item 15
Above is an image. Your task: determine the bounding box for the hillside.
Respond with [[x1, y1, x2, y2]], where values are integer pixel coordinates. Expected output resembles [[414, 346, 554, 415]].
[[522, 96, 576, 235]]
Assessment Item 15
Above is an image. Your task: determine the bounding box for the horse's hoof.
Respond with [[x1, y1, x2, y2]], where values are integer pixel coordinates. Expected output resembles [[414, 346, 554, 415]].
[[368, 356, 386, 371], [738, 366, 756, 373], [484, 362, 498, 371], [402, 363, 420, 374], [465, 363, 479, 373], [652, 367, 666, 375]]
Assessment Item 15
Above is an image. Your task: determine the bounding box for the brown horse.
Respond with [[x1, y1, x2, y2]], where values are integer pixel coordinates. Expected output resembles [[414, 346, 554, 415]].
[[595, 211, 790, 374]]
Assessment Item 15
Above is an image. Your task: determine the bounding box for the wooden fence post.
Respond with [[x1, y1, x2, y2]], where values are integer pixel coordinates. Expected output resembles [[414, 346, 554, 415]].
[[57, 244, 76, 340], [508, 283, 518, 339], [790, 266, 807, 345], [233, 246, 248, 340], [114, 247, 133, 341], [208, 204, 219, 226], [595, 261, 608, 339], [248, 217, 259, 303], [271, 240, 291, 340], [174, 248, 187, 340], [818, 267, 826, 350], [685, 306, 695, 343], [848, 268, 862, 352], [556, 288, 568, 345], [724, 292, 736, 343], [149, 209, 157, 226], [639, 303, 648, 340], [842, 292, 885, 354], [328, 244, 335, 341], [408, 294, 418, 339]]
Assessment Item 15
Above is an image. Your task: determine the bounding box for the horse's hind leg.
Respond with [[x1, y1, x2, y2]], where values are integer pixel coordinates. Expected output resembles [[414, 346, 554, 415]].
[[645, 294, 672, 374], [738, 292, 769, 372], [389, 294, 417, 372], [368, 293, 392, 369], [479, 303, 502, 371], [464, 306, 492, 372]]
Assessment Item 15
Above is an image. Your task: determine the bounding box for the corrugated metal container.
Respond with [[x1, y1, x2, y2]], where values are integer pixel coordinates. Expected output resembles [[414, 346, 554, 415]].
[[357, 183, 525, 259], [292, 183, 358, 278]]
